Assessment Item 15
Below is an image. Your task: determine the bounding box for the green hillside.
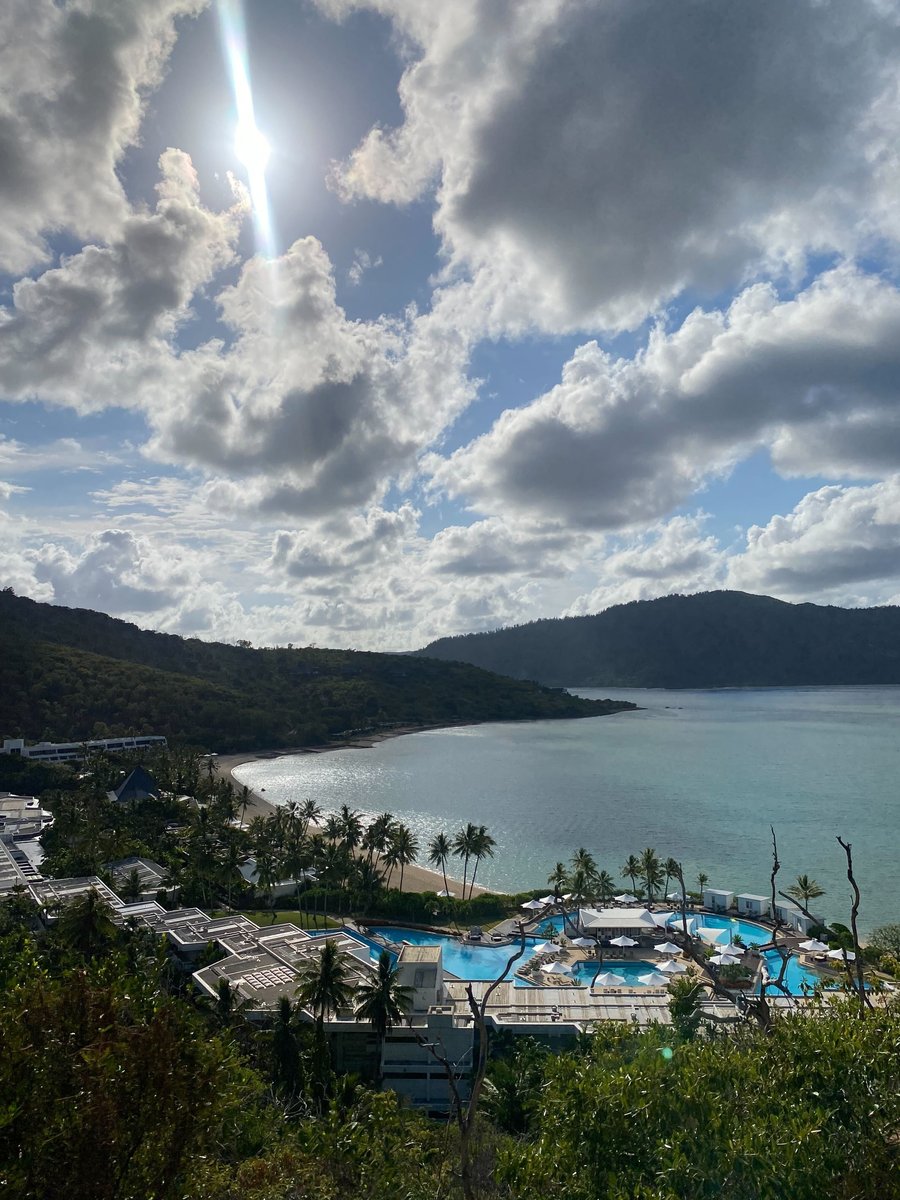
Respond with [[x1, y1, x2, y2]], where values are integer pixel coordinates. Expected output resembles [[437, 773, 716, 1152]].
[[418, 590, 900, 687], [0, 590, 633, 751]]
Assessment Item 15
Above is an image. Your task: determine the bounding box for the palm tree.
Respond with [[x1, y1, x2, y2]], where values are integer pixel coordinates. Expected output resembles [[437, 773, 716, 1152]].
[[295, 939, 355, 1033], [622, 854, 641, 896], [428, 832, 453, 895], [640, 847, 663, 905], [322, 814, 342, 843], [57, 888, 117, 958], [338, 804, 364, 853], [453, 823, 479, 897], [467, 826, 496, 898], [299, 798, 322, 838], [786, 875, 826, 909], [572, 847, 597, 879], [663, 857, 681, 902], [696, 870, 709, 897], [271, 996, 304, 1098], [354, 950, 414, 1081], [390, 823, 419, 892], [595, 869, 616, 905], [547, 861, 569, 898]]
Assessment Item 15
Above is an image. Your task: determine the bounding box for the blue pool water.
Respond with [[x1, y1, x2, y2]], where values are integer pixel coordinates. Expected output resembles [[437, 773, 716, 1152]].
[[676, 914, 772, 946], [366, 926, 541, 981], [759, 948, 830, 994], [571, 959, 657, 986]]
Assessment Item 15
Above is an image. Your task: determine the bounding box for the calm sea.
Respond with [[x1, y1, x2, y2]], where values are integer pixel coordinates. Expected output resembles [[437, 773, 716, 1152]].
[[233, 687, 900, 933]]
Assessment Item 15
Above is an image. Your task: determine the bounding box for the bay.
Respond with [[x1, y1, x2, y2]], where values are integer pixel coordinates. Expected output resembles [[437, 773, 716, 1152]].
[[233, 686, 900, 933]]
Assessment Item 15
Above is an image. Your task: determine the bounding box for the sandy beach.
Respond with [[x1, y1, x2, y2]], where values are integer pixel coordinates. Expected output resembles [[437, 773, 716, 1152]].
[[215, 730, 489, 897]]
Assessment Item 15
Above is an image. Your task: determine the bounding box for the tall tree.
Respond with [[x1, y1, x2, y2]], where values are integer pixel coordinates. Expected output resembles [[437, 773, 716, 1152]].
[[622, 854, 641, 896], [467, 826, 496, 899], [453, 823, 479, 898], [640, 847, 663, 904], [295, 939, 354, 1034], [56, 888, 117, 959], [786, 874, 826, 909], [547, 861, 569, 897], [428, 832, 453, 895], [354, 950, 414, 1082], [390, 824, 419, 893]]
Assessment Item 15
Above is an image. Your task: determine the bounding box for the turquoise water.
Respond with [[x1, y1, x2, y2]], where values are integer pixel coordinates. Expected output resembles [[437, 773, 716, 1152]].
[[679, 914, 772, 946], [760, 949, 826, 995], [235, 686, 900, 932], [366, 925, 539, 979]]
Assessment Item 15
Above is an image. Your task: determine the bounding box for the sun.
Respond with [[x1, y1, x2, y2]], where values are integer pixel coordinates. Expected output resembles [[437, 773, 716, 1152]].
[[234, 120, 271, 175]]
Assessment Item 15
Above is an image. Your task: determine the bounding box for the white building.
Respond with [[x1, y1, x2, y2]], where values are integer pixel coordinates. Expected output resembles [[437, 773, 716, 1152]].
[[578, 907, 660, 938], [774, 900, 822, 935], [736, 893, 771, 918], [702, 888, 734, 913], [1, 735, 167, 763]]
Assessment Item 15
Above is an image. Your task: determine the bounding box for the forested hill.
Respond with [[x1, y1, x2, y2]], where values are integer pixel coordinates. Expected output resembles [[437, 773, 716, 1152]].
[[418, 591, 900, 688], [0, 590, 633, 751]]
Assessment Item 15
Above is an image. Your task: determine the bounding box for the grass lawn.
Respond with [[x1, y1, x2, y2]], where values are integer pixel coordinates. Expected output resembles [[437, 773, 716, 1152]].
[[212, 909, 340, 929]]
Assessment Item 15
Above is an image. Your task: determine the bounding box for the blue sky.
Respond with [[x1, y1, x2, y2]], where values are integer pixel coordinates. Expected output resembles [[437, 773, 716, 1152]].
[[2, 0, 900, 649]]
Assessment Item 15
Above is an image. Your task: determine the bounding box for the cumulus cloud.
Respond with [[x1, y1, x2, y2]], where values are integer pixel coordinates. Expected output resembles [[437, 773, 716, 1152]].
[[728, 479, 900, 603], [0, 149, 245, 412], [0, 0, 207, 274], [325, 0, 900, 334], [427, 268, 900, 532]]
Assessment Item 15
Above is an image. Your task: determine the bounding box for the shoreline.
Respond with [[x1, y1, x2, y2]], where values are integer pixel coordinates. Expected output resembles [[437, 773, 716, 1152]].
[[215, 724, 490, 897]]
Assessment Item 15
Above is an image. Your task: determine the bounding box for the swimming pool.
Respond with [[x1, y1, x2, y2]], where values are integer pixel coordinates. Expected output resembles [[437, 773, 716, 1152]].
[[365, 926, 542, 981], [678, 914, 772, 946]]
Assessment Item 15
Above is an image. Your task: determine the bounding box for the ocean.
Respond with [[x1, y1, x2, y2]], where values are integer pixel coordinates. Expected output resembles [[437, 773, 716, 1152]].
[[233, 686, 900, 933]]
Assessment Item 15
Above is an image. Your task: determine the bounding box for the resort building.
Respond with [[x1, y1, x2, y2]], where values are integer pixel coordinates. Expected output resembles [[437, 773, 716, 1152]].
[[578, 907, 660, 938], [702, 888, 734, 913], [735, 893, 771, 918], [29, 875, 124, 914], [0, 793, 52, 842], [105, 856, 171, 899], [1, 735, 167, 763], [774, 900, 822, 935], [107, 767, 162, 805]]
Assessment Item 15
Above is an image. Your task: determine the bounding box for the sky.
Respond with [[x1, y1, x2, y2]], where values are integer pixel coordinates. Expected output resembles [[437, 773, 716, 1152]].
[[3, 0, 900, 651]]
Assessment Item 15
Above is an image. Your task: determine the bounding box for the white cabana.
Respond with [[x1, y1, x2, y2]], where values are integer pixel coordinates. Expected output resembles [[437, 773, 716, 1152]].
[[615, 893, 638, 904], [638, 971, 671, 986], [571, 936, 596, 948], [580, 907, 658, 933], [520, 899, 545, 911], [610, 934, 638, 947], [827, 948, 856, 961], [592, 971, 627, 987], [653, 941, 683, 955], [533, 941, 562, 956], [799, 938, 829, 953], [657, 959, 687, 973], [709, 952, 741, 966]]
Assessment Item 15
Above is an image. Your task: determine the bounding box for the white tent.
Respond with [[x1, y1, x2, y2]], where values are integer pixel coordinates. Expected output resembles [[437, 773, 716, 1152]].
[[533, 941, 562, 956], [827, 948, 856, 961], [657, 959, 687, 973], [696, 926, 730, 946], [520, 899, 545, 911], [615, 893, 638, 904], [592, 971, 627, 987], [538, 895, 556, 905], [653, 941, 683, 955], [540, 960, 572, 975], [571, 936, 596, 948], [798, 938, 829, 953], [610, 935, 638, 947], [437, 889, 455, 898], [717, 943, 745, 957], [709, 952, 741, 966]]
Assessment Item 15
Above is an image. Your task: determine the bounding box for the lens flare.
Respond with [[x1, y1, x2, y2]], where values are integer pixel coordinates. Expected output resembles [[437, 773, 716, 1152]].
[[218, 0, 276, 259]]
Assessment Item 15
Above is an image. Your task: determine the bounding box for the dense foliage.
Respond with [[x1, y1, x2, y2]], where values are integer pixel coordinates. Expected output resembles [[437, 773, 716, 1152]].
[[0, 589, 633, 751], [418, 589, 900, 687]]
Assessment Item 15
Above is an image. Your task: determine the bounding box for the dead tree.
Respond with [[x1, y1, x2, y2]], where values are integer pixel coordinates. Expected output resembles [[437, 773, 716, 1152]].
[[836, 836, 872, 1014]]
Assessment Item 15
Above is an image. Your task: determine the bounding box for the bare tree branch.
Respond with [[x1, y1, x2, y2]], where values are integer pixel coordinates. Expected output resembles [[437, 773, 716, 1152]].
[[836, 836, 872, 1014]]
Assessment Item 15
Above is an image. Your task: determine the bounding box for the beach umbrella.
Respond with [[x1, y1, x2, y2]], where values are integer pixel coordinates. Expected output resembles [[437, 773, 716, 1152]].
[[717, 943, 745, 957], [533, 941, 562, 956], [638, 971, 671, 986], [539, 895, 556, 905], [520, 899, 545, 911], [571, 936, 596, 948], [798, 938, 829, 953], [437, 888, 455, 898], [827, 948, 856, 961], [541, 960, 572, 975], [653, 941, 683, 955], [593, 971, 627, 987], [610, 935, 638, 947], [657, 959, 687, 974], [561, 892, 574, 901], [709, 952, 741, 966], [615, 893, 637, 904]]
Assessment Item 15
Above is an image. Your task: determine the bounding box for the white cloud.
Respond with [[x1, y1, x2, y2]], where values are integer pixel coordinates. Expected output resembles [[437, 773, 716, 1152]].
[[0, 0, 208, 274], [325, 0, 900, 335]]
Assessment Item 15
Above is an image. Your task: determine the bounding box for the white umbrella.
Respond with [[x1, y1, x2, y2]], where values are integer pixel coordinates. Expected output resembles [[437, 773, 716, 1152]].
[[539, 895, 556, 905], [561, 892, 574, 901], [610, 935, 638, 947], [653, 941, 683, 955], [798, 938, 829, 953], [520, 899, 545, 911], [652, 911, 675, 926], [717, 943, 745, 957], [533, 941, 562, 956], [437, 888, 455, 897], [592, 971, 627, 987], [541, 959, 572, 975], [657, 959, 687, 974], [709, 952, 741, 966], [696, 926, 730, 945], [827, 948, 856, 961], [638, 971, 671, 985], [571, 936, 596, 948], [615, 893, 638, 904]]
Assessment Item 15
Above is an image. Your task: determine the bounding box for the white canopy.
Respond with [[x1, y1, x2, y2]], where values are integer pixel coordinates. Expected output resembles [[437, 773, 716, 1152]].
[[592, 971, 627, 987], [541, 959, 572, 975], [615, 893, 638, 904], [538, 895, 556, 905], [657, 959, 687, 973], [638, 971, 671, 986], [827, 948, 856, 961], [709, 952, 741, 966], [437, 889, 455, 897], [580, 907, 658, 931], [571, 936, 596, 948], [533, 941, 562, 956], [717, 943, 745, 957], [610, 934, 638, 947], [696, 926, 730, 946], [653, 941, 683, 955], [520, 899, 545, 911], [799, 938, 829, 953]]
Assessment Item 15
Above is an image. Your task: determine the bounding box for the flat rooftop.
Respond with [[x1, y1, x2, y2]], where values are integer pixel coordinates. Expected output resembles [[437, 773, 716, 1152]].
[[398, 945, 442, 963]]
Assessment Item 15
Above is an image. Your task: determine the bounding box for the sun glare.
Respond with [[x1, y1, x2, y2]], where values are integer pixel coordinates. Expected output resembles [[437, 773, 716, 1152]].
[[234, 120, 270, 175]]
